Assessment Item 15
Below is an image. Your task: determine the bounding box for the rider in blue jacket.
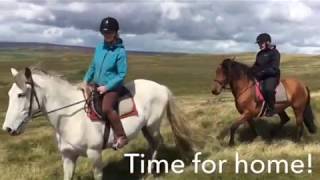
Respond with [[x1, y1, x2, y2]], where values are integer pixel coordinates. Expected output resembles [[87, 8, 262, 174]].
[[83, 17, 128, 149]]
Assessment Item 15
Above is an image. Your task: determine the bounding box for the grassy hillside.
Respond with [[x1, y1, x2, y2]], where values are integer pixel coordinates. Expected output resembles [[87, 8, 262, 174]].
[[0, 48, 320, 179]]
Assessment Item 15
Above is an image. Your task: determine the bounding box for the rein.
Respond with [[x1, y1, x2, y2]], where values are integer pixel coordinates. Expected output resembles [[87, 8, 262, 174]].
[[234, 81, 255, 100], [27, 79, 87, 119], [32, 99, 87, 118]]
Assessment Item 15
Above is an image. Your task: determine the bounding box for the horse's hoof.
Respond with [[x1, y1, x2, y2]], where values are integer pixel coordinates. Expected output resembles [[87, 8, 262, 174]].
[[270, 129, 279, 138], [294, 138, 302, 143], [270, 133, 275, 140], [216, 134, 223, 140]]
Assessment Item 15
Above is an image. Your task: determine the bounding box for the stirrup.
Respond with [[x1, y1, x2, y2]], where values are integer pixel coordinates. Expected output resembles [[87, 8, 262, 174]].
[[265, 107, 276, 117]]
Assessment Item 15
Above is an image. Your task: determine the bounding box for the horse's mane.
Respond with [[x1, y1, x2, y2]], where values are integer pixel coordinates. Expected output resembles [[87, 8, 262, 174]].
[[14, 65, 76, 89], [221, 58, 255, 81], [31, 66, 77, 86], [30, 66, 65, 79]]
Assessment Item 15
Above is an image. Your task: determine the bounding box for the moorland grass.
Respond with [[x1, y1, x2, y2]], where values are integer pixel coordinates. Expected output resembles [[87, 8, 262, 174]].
[[0, 49, 320, 179]]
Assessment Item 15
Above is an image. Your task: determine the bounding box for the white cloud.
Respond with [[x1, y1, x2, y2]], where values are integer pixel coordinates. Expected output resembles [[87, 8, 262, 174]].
[[123, 33, 137, 38], [215, 15, 224, 23], [67, 2, 87, 13], [288, 1, 313, 22], [14, 3, 55, 21], [0, 22, 99, 46], [193, 14, 205, 22], [66, 37, 84, 45], [161, 2, 185, 20], [0, 0, 319, 54], [42, 27, 63, 38]]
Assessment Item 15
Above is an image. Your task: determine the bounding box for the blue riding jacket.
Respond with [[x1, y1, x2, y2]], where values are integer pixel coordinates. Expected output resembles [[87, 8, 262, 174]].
[[83, 39, 128, 91]]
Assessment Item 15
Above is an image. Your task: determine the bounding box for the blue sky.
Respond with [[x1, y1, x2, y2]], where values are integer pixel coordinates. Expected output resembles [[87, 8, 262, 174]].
[[0, 0, 320, 54]]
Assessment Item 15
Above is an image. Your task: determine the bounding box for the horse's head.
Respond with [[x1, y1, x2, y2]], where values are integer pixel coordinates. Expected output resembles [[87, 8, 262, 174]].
[[211, 58, 234, 95], [2, 67, 44, 136]]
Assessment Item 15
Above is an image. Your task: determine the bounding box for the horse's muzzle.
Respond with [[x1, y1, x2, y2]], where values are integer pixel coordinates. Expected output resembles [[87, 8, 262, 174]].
[[211, 88, 221, 95], [5, 127, 19, 136]]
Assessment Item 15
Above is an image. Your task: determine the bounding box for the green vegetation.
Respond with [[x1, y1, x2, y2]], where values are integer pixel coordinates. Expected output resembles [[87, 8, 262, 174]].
[[0, 48, 320, 179]]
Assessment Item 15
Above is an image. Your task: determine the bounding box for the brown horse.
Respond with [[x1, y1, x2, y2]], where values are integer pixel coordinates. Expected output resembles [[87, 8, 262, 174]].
[[211, 58, 317, 146]]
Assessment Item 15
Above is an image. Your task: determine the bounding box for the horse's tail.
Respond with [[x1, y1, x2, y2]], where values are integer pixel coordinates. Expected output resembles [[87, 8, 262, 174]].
[[303, 86, 317, 134], [166, 88, 195, 158]]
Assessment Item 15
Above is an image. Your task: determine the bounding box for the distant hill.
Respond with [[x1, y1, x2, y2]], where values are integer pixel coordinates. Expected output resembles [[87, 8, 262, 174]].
[[0, 42, 187, 56], [0, 42, 94, 53]]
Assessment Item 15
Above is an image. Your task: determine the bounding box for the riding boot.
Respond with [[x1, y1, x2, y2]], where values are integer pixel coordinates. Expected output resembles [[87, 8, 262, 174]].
[[265, 91, 276, 117], [108, 110, 128, 150]]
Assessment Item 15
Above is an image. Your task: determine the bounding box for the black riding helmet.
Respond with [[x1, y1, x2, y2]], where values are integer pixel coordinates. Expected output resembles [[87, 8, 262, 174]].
[[256, 33, 271, 44], [100, 17, 119, 34]]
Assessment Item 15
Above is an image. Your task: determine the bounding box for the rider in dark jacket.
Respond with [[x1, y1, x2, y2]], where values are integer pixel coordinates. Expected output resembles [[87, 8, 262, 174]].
[[252, 33, 280, 116]]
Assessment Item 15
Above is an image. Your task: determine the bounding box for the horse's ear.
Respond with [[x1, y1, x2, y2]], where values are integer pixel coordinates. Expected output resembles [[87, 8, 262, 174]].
[[25, 67, 32, 81], [10, 68, 18, 77]]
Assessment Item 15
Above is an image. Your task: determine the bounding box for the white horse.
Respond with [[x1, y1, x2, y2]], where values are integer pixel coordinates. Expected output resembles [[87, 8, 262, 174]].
[[2, 67, 194, 180]]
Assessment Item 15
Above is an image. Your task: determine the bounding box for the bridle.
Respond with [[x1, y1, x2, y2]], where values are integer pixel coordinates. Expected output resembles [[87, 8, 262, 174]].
[[16, 76, 42, 131], [26, 79, 41, 118], [213, 64, 230, 90], [213, 79, 227, 89], [16, 73, 86, 131], [213, 66, 255, 100], [214, 77, 255, 100]]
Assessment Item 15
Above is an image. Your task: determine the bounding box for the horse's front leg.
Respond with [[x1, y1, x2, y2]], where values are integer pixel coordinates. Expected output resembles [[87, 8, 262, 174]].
[[87, 149, 103, 180], [229, 113, 250, 146], [62, 151, 78, 180], [248, 119, 258, 137]]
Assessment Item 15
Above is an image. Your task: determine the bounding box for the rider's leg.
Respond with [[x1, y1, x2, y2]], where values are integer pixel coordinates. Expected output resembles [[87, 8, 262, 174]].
[[102, 89, 128, 149], [262, 77, 278, 116]]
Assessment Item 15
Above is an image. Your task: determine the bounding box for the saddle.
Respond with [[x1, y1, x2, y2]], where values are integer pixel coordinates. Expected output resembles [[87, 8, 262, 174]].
[[255, 80, 288, 117], [82, 85, 138, 149], [255, 81, 288, 103], [85, 85, 138, 121]]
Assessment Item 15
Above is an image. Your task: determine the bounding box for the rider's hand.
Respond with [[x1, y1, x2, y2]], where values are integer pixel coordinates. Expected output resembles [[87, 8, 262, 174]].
[[97, 86, 108, 94], [78, 82, 87, 90], [81, 82, 92, 99]]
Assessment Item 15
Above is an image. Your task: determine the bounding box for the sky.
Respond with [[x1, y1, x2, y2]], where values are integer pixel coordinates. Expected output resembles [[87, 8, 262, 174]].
[[0, 0, 320, 54]]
